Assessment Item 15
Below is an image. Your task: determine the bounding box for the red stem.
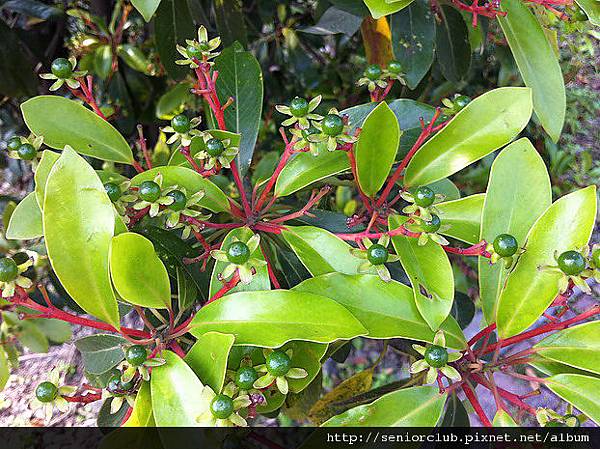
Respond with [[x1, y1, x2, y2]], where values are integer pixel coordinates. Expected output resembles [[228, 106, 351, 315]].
[[255, 135, 294, 212], [468, 322, 497, 347], [462, 382, 492, 427], [206, 271, 243, 304], [269, 186, 331, 224]]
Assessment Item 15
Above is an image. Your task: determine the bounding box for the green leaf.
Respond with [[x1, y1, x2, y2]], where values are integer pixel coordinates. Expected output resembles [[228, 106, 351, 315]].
[[389, 215, 454, 331], [0, 20, 36, 98], [185, 332, 235, 393], [499, 0, 566, 142], [575, 0, 600, 26], [33, 318, 72, 344], [117, 44, 151, 74], [131, 0, 162, 21], [214, 0, 248, 46], [493, 409, 518, 427], [74, 334, 127, 375], [131, 166, 230, 213], [34, 150, 60, 209], [404, 87, 533, 187], [547, 374, 600, 425], [19, 321, 49, 353], [155, 82, 193, 120], [0, 348, 8, 391], [21, 96, 134, 164], [355, 102, 401, 197], [497, 186, 597, 338], [110, 233, 171, 309], [322, 386, 446, 426], [530, 358, 598, 378], [435, 6, 471, 83], [363, 0, 415, 19], [214, 42, 263, 175], [534, 321, 600, 376], [479, 138, 552, 324], [5, 193, 42, 240], [285, 341, 327, 394], [151, 351, 206, 426], [390, 0, 436, 89], [189, 290, 367, 347], [442, 392, 470, 426], [177, 266, 197, 311], [436, 193, 484, 245], [154, 0, 195, 80], [294, 273, 466, 349], [301, 6, 363, 37], [97, 397, 129, 426], [282, 226, 368, 276], [124, 381, 155, 426], [209, 227, 269, 297], [94, 45, 113, 80], [44, 148, 120, 327]]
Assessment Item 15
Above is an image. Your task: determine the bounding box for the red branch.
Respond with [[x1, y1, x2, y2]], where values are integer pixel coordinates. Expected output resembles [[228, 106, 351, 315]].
[[206, 271, 242, 304], [462, 382, 492, 427]]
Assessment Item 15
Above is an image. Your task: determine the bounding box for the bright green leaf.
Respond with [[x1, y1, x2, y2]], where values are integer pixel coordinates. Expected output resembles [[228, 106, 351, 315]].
[[155, 82, 193, 120], [436, 193, 484, 245], [124, 381, 155, 426], [404, 87, 533, 187], [497, 186, 597, 338], [575, 0, 600, 26], [0, 348, 8, 391], [185, 332, 235, 393], [479, 138, 551, 324], [493, 409, 518, 427], [110, 232, 171, 309], [363, 0, 415, 19], [547, 374, 600, 425], [189, 290, 368, 347], [131, 0, 162, 21], [44, 147, 120, 327], [5, 193, 42, 240], [34, 150, 60, 209], [21, 96, 134, 164]]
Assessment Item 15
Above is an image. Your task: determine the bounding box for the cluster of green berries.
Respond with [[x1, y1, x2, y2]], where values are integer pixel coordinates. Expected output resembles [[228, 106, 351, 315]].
[[401, 187, 450, 246], [0, 256, 33, 298], [441, 94, 472, 116], [357, 61, 406, 92], [4, 135, 44, 164], [39, 57, 86, 91]]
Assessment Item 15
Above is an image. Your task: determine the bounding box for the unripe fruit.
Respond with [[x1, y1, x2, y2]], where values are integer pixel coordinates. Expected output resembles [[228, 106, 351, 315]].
[[321, 114, 344, 136], [289, 97, 309, 117], [6, 136, 21, 151], [36, 381, 58, 403], [235, 366, 259, 390], [493, 234, 518, 257], [364, 64, 382, 81], [51, 58, 73, 79], [387, 60, 403, 74], [186, 45, 203, 59], [167, 190, 187, 211], [210, 394, 234, 419], [424, 345, 448, 368], [104, 182, 121, 203], [138, 181, 161, 202], [266, 350, 291, 377], [17, 143, 37, 161], [413, 186, 435, 208], [205, 138, 225, 157], [226, 241, 250, 264], [126, 345, 147, 366], [421, 214, 441, 233], [557, 250, 586, 276], [367, 244, 388, 266], [171, 114, 191, 133]]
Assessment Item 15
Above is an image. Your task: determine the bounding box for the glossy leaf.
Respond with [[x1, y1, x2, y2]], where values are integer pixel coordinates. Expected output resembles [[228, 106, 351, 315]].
[[94, 45, 112, 80], [493, 409, 518, 427], [155, 82, 193, 120], [5, 193, 42, 240], [575, 0, 600, 26], [301, 6, 363, 37], [435, 6, 470, 83], [214, 42, 263, 175], [0, 348, 8, 391], [499, 0, 566, 142], [436, 193, 484, 244], [479, 138, 551, 323], [131, 0, 162, 21], [151, 351, 207, 426], [209, 227, 269, 297], [74, 334, 127, 375], [282, 226, 368, 276], [390, 0, 435, 89], [131, 166, 230, 213], [363, 0, 415, 19], [110, 233, 171, 309], [185, 332, 235, 393], [294, 273, 466, 349], [497, 186, 596, 338], [154, 0, 195, 80], [124, 381, 155, 426], [21, 96, 134, 164], [117, 44, 151, 74], [214, 0, 248, 46], [535, 321, 600, 376], [189, 290, 367, 347], [389, 215, 454, 331], [442, 392, 470, 426], [285, 341, 327, 394], [322, 386, 446, 426], [404, 87, 533, 187], [547, 374, 600, 425], [355, 102, 401, 197], [34, 150, 60, 208], [44, 148, 120, 327]]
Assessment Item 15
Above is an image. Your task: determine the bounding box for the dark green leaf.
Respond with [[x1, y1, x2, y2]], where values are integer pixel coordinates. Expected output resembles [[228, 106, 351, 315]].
[[214, 0, 248, 46], [154, 0, 195, 80], [0, 21, 37, 97], [75, 334, 127, 375], [435, 6, 471, 83], [301, 7, 362, 37]]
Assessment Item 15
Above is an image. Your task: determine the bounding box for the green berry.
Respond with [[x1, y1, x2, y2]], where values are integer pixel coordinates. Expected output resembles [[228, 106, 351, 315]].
[[421, 214, 441, 233], [171, 114, 191, 133], [167, 190, 187, 211], [364, 64, 382, 81], [367, 244, 388, 266], [235, 366, 259, 390], [493, 234, 518, 258], [186, 45, 203, 59], [0, 258, 18, 282], [104, 182, 121, 203], [413, 186, 435, 208], [126, 345, 147, 366], [210, 394, 234, 419], [205, 138, 225, 157], [454, 95, 471, 109], [289, 97, 309, 117], [138, 181, 161, 202], [321, 114, 344, 136], [387, 60, 403, 74], [266, 350, 291, 377], [557, 250, 586, 276], [424, 345, 448, 368], [51, 58, 73, 79], [6, 136, 21, 151], [226, 241, 250, 265], [107, 374, 126, 396], [35, 381, 58, 403], [17, 143, 37, 161]]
